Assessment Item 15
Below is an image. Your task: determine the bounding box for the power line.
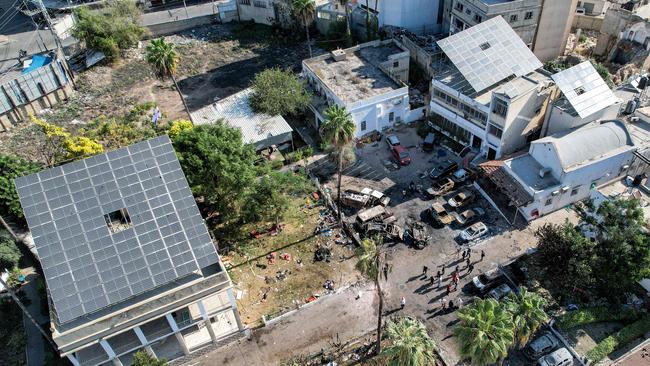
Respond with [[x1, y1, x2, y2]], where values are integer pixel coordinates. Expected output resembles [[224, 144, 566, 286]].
[[0, 7, 22, 33], [0, 0, 22, 23]]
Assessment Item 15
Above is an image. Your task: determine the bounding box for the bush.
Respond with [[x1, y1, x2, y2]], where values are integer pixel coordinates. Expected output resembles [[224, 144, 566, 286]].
[[0, 154, 42, 219], [586, 316, 650, 363], [0, 230, 20, 271], [578, 34, 587, 43], [556, 306, 641, 330], [250, 68, 311, 116], [415, 119, 432, 138], [270, 158, 285, 170]]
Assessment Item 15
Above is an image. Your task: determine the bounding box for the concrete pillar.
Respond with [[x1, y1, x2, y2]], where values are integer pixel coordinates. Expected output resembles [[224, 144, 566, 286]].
[[226, 288, 245, 331], [66, 354, 81, 366], [197, 300, 218, 343], [134, 327, 158, 360], [165, 313, 190, 356], [99, 339, 124, 366]]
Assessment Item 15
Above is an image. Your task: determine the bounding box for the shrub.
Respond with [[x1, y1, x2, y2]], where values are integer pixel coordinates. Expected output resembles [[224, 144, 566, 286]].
[[586, 316, 650, 363], [250, 68, 311, 116], [556, 306, 640, 330], [270, 158, 285, 170]]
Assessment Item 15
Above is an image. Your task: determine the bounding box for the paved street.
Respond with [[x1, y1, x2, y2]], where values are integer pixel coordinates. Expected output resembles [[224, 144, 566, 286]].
[[189, 207, 577, 365]]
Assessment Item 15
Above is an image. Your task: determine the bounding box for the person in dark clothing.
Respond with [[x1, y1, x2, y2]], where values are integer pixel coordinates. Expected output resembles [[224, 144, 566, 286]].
[[448, 299, 454, 309], [423, 266, 428, 276], [446, 283, 451, 295], [467, 263, 475, 274], [480, 250, 485, 262], [466, 257, 471, 268], [462, 250, 466, 260], [455, 265, 459, 274]]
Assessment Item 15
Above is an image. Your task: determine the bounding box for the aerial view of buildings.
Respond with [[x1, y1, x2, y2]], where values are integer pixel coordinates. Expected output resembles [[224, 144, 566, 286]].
[[0, 0, 648, 366]]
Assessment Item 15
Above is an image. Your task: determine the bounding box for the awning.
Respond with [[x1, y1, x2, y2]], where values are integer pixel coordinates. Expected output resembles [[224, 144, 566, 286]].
[[479, 161, 533, 207]]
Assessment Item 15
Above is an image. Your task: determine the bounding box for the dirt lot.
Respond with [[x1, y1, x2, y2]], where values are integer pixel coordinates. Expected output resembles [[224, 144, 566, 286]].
[[222, 195, 360, 327], [0, 22, 311, 159]]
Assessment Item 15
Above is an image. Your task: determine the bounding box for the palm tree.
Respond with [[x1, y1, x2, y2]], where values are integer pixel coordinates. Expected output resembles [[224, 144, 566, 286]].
[[293, 0, 315, 57], [504, 287, 548, 346], [320, 105, 355, 221], [356, 236, 388, 354], [145, 38, 192, 122], [382, 317, 437, 366], [454, 298, 515, 365]]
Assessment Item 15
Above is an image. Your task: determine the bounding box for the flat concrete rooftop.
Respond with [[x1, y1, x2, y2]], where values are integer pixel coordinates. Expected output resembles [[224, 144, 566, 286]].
[[304, 42, 405, 104], [505, 153, 560, 192]]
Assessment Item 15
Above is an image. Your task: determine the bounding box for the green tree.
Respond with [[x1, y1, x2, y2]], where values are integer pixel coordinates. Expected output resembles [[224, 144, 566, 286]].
[[381, 317, 436, 366], [250, 68, 311, 116], [32, 116, 104, 166], [244, 174, 290, 224], [167, 120, 193, 139], [132, 350, 167, 366], [454, 298, 514, 365], [6, 267, 22, 289], [356, 237, 388, 354], [0, 154, 42, 219], [0, 231, 20, 271], [73, 0, 145, 61], [504, 287, 548, 346], [292, 0, 315, 57], [172, 123, 257, 226], [535, 223, 596, 300], [320, 105, 355, 221], [145, 38, 192, 121], [579, 199, 650, 300]]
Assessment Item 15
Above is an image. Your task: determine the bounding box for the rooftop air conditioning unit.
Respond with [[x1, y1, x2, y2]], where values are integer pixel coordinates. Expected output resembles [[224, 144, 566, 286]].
[[331, 49, 346, 61], [561, 186, 570, 193], [552, 190, 560, 196]]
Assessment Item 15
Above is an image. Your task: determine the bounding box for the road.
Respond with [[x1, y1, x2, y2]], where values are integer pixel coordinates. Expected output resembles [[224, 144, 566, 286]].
[[187, 207, 577, 365]]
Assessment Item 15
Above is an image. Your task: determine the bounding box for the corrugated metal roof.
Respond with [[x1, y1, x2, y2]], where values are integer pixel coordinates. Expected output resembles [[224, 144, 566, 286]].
[[190, 88, 293, 146]]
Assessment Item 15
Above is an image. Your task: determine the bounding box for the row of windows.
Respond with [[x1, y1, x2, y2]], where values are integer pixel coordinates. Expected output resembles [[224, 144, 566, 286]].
[[432, 89, 487, 126], [453, 1, 534, 24], [488, 123, 503, 139], [431, 116, 471, 144], [239, 0, 267, 7]]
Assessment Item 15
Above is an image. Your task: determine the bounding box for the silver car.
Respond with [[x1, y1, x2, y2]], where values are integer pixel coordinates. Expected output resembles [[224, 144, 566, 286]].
[[525, 332, 559, 360], [537, 348, 573, 366], [488, 283, 512, 300]]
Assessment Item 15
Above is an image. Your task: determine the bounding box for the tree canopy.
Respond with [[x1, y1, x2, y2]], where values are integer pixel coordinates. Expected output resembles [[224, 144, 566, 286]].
[[382, 317, 436, 366], [0, 230, 20, 271], [73, 0, 145, 61], [250, 68, 311, 116], [0, 154, 42, 219], [132, 350, 167, 366]]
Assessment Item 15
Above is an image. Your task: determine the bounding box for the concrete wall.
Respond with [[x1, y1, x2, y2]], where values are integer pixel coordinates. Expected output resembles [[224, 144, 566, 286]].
[[594, 7, 642, 56], [573, 13, 604, 31], [498, 87, 551, 156], [146, 14, 219, 36], [396, 35, 436, 78], [542, 102, 620, 137], [533, 0, 579, 62], [349, 91, 411, 137], [237, 0, 276, 25], [363, 0, 444, 34]]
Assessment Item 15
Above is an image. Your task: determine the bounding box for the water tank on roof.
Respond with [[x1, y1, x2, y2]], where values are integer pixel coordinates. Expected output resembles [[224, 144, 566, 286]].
[[638, 76, 648, 90]]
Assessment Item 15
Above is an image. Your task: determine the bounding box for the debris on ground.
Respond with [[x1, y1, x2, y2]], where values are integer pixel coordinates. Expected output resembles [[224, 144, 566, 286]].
[[314, 247, 332, 262]]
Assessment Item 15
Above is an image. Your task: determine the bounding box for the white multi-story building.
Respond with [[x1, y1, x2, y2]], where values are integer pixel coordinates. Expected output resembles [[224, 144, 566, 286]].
[[429, 16, 554, 160], [302, 39, 422, 138]]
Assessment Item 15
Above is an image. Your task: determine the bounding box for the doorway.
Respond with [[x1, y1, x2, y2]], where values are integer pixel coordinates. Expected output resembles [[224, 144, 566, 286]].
[[471, 135, 482, 149], [487, 148, 497, 160]]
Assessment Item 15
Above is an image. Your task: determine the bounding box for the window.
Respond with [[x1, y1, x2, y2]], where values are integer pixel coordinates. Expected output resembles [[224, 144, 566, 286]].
[[570, 187, 580, 196], [239, 0, 250, 4], [360, 120, 367, 131], [488, 123, 503, 138], [104, 208, 132, 234], [509, 14, 518, 22], [36, 82, 46, 96], [455, 2, 464, 11], [479, 42, 491, 51], [474, 14, 482, 22], [253, 0, 266, 7], [454, 18, 465, 30], [465, 8, 471, 15], [389, 112, 395, 122], [525, 11, 533, 20], [492, 98, 508, 117], [545, 198, 553, 206], [393, 61, 399, 68]]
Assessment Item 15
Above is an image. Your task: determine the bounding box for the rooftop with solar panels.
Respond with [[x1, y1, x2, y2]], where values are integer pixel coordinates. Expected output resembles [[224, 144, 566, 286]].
[[14, 136, 233, 341], [432, 16, 549, 104]]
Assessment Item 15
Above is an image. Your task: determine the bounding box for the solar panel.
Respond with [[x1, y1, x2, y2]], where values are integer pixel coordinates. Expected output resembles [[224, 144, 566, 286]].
[[551, 61, 617, 119], [15, 136, 220, 324], [437, 16, 543, 93]]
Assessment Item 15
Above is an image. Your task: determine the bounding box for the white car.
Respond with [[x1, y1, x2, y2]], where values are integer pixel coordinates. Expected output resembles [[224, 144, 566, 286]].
[[488, 283, 513, 300], [472, 268, 501, 292], [537, 348, 573, 366], [459, 222, 488, 242]]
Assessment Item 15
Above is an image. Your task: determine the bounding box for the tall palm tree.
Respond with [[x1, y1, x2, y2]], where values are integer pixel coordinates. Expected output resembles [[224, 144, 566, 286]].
[[454, 298, 515, 365], [145, 38, 192, 122], [382, 317, 437, 366], [320, 105, 355, 221], [504, 287, 548, 346], [356, 237, 388, 354], [293, 0, 315, 57]]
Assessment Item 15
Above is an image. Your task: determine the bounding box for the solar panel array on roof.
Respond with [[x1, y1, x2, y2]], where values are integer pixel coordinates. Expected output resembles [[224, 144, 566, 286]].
[[551, 61, 617, 119], [15, 136, 220, 324], [437, 16, 542, 93]]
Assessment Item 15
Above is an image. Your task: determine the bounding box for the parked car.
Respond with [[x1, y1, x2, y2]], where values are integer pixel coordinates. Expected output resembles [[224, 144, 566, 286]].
[[459, 222, 488, 242], [454, 207, 485, 226], [452, 168, 471, 183], [448, 190, 474, 208], [423, 133, 435, 152], [537, 348, 573, 366], [525, 332, 559, 360], [391, 145, 411, 165], [430, 159, 458, 180], [426, 178, 454, 197], [386, 134, 400, 149], [472, 268, 501, 293], [488, 283, 513, 300], [431, 202, 454, 225]]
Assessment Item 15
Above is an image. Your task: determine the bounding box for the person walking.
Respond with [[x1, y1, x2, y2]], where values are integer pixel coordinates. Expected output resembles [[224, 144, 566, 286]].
[[400, 296, 406, 310], [448, 299, 454, 310], [456, 246, 462, 258], [446, 283, 452, 295], [480, 250, 485, 262], [467, 249, 471, 261], [441, 265, 446, 276], [457, 297, 463, 309], [453, 280, 458, 291], [437, 275, 442, 289], [467, 263, 475, 274], [466, 257, 471, 269], [430, 275, 435, 286], [440, 298, 446, 310], [436, 270, 441, 279], [455, 265, 459, 274], [461, 250, 466, 260], [422, 265, 428, 276]]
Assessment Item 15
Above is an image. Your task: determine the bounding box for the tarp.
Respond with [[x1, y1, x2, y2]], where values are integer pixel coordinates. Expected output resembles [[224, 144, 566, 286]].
[[22, 54, 53, 74]]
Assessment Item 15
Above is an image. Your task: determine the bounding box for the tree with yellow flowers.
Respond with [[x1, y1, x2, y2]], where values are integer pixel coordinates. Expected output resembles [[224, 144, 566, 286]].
[[31, 115, 104, 166]]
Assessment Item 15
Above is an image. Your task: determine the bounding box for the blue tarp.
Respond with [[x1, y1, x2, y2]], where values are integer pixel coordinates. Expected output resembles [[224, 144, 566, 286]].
[[22, 54, 53, 74]]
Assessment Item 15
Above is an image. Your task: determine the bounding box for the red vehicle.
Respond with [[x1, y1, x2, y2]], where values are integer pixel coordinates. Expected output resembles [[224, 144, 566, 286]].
[[392, 145, 411, 165]]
